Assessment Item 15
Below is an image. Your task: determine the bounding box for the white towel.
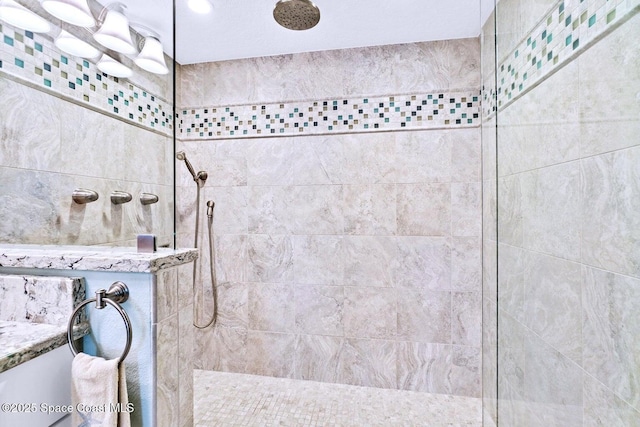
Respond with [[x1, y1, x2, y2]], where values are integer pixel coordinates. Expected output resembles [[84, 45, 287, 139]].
[[71, 353, 131, 427]]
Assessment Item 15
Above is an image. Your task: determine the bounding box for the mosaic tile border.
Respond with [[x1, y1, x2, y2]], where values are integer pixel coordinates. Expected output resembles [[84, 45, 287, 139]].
[[0, 22, 172, 135], [178, 90, 481, 140], [486, 0, 640, 116]]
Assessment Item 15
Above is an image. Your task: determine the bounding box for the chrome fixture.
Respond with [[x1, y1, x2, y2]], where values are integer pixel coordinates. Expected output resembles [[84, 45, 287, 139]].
[[93, 2, 136, 54], [72, 188, 99, 204], [273, 0, 320, 31], [133, 26, 168, 75], [177, 151, 217, 329], [0, 0, 51, 32], [55, 29, 100, 58], [67, 281, 132, 363], [176, 151, 208, 187], [140, 192, 159, 205], [41, 0, 95, 27], [97, 53, 132, 77], [110, 190, 132, 204]]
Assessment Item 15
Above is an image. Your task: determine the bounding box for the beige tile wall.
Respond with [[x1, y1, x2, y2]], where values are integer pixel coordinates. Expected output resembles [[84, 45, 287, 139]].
[[177, 38, 483, 398], [494, 1, 640, 424], [0, 75, 174, 247]]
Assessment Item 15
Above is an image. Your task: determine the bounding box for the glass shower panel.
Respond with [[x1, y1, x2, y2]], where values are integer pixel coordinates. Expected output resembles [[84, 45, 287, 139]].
[[495, 0, 640, 425]]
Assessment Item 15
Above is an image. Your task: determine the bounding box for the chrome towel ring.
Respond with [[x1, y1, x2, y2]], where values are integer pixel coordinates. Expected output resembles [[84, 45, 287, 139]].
[[67, 281, 133, 363]]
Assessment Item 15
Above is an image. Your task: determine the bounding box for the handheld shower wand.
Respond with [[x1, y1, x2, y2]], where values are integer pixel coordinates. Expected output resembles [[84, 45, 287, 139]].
[[176, 150, 217, 329], [176, 151, 208, 186]]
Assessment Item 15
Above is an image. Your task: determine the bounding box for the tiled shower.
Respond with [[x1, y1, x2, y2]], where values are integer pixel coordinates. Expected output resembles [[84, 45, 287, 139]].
[[0, 0, 638, 425]]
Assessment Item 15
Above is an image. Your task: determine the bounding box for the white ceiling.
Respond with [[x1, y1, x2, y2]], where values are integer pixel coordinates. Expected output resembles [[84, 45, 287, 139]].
[[124, 0, 495, 65]]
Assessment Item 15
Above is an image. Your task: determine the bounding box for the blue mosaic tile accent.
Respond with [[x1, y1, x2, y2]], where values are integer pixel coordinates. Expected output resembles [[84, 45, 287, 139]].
[[178, 91, 480, 140], [0, 23, 171, 134], [493, 0, 640, 114]]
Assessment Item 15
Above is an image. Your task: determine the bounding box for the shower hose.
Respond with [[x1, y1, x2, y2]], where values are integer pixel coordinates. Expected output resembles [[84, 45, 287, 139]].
[[192, 183, 218, 329]]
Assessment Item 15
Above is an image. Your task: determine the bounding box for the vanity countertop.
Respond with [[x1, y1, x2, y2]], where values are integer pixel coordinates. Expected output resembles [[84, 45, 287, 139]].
[[0, 320, 90, 373], [0, 244, 198, 273]]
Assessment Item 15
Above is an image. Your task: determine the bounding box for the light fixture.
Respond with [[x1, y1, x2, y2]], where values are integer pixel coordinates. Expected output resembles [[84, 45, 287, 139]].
[[40, 0, 95, 27], [188, 0, 211, 14], [55, 29, 100, 58], [93, 3, 136, 54], [134, 34, 168, 74], [97, 53, 132, 77], [0, 0, 51, 33]]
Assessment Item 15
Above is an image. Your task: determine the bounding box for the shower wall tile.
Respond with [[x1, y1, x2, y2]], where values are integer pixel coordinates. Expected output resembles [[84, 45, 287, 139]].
[[344, 287, 397, 340], [498, 244, 526, 323], [583, 374, 640, 426], [523, 252, 582, 364], [582, 266, 640, 409], [292, 235, 344, 285], [215, 282, 248, 329], [0, 23, 172, 135], [203, 186, 248, 235], [0, 79, 60, 173], [181, 39, 479, 107], [339, 338, 397, 389], [451, 237, 482, 292], [246, 137, 339, 186], [181, 37, 482, 399], [397, 342, 452, 394], [247, 235, 294, 283], [451, 345, 482, 398], [290, 185, 344, 235], [521, 161, 582, 262], [451, 292, 482, 347], [394, 130, 452, 184], [179, 90, 480, 140], [215, 235, 247, 283], [581, 147, 640, 278], [397, 289, 452, 344], [397, 183, 451, 236], [193, 325, 248, 373], [156, 268, 178, 323], [451, 128, 482, 183], [523, 333, 584, 426], [294, 285, 344, 336], [294, 334, 343, 383], [178, 304, 194, 427], [247, 186, 294, 235], [156, 314, 180, 427], [343, 236, 397, 288], [497, 175, 524, 248], [451, 182, 482, 237], [59, 101, 126, 179], [338, 134, 396, 185], [343, 184, 397, 236], [248, 282, 295, 333], [0, 28, 174, 247], [497, 62, 580, 176], [494, 2, 640, 423], [392, 237, 451, 291], [246, 331, 296, 378]]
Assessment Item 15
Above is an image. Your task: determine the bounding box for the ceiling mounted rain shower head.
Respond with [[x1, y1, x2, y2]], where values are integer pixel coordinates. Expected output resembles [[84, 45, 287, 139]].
[[273, 0, 320, 31]]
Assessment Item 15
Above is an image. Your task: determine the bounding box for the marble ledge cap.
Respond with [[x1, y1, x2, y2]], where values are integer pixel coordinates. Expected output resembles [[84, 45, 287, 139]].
[[0, 244, 198, 274]]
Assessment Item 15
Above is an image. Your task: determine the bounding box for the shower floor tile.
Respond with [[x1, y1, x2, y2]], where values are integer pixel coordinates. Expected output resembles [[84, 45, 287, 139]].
[[194, 370, 482, 426]]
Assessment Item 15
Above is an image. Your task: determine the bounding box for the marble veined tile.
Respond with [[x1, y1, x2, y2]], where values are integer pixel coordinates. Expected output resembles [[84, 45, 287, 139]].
[[581, 147, 640, 278], [294, 285, 343, 336], [292, 235, 344, 285], [397, 183, 451, 236], [582, 266, 640, 409]]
